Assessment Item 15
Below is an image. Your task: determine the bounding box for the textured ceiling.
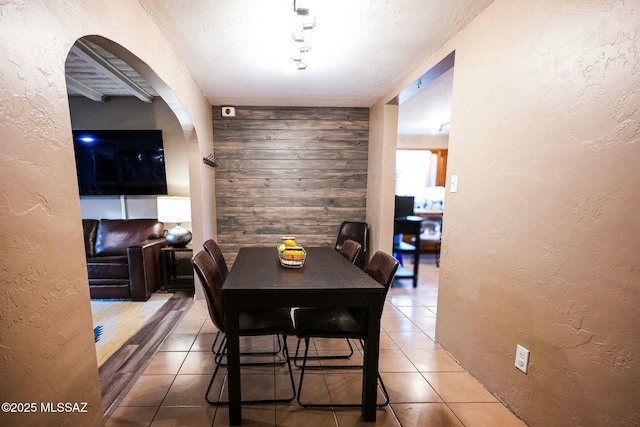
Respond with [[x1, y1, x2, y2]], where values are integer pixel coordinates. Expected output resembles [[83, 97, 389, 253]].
[[138, 0, 493, 109], [66, 1, 494, 136]]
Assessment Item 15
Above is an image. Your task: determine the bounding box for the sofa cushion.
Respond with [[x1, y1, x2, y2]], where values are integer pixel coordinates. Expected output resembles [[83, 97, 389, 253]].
[[82, 219, 99, 258], [94, 219, 165, 256], [86, 255, 129, 279]]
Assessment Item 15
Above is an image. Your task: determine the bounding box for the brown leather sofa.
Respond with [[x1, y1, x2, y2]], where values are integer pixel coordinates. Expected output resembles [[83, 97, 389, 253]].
[[83, 219, 167, 301]]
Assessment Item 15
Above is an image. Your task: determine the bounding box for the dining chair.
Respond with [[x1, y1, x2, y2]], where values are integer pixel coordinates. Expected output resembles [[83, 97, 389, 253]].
[[334, 221, 369, 269], [338, 239, 361, 264], [293, 251, 399, 408], [293, 239, 362, 367], [202, 238, 286, 357], [202, 239, 227, 354], [192, 250, 297, 404], [203, 238, 229, 280]]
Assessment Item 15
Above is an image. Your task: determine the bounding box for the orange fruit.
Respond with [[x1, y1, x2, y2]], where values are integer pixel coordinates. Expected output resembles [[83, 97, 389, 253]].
[[284, 239, 296, 248]]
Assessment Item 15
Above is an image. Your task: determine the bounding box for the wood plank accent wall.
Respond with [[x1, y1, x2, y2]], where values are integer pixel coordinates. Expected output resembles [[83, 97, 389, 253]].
[[213, 106, 369, 264]]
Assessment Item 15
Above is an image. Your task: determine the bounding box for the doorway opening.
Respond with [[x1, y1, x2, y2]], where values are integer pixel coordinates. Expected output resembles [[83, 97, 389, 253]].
[[391, 52, 455, 303]]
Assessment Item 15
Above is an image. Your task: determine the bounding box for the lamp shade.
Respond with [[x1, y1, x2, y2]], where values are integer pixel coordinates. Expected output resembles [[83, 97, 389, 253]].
[[157, 196, 191, 224]]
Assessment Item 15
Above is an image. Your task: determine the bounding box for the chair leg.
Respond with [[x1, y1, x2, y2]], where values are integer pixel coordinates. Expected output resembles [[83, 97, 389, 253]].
[[211, 331, 223, 354], [206, 334, 297, 405], [293, 337, 354, 368], [296, 337, 389, 408]]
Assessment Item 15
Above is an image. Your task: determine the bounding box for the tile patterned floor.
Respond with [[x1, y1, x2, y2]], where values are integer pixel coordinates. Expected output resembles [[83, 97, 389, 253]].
[[104, 256, 528, 427]]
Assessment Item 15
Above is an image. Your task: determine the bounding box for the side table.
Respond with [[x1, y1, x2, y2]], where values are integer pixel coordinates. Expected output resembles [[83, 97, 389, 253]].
[[393, 216, 423, 287], [161, 246, 194, 292]]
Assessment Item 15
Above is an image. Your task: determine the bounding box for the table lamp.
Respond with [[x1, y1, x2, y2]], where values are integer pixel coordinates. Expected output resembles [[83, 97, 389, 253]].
[[157, 196, 192, 247]]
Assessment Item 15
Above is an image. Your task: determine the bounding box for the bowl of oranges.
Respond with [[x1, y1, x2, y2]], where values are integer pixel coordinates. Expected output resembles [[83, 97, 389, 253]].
[[277, 237, 306, 268]]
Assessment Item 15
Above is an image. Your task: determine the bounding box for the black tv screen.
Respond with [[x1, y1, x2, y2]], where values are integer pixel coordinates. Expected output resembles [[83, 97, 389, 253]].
[[72, 130, 168, 196]]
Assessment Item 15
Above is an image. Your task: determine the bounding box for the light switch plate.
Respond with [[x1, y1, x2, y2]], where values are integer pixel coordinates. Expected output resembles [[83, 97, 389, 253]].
[[450, 174, 458, 193]]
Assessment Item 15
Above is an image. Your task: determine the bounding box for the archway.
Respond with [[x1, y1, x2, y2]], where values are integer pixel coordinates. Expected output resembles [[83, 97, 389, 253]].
[[64, 35, 199, 414]]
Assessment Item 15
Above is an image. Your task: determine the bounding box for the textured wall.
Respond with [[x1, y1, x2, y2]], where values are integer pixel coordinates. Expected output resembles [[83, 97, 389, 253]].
[[376, 0, 640, 426], [0, 1, 212, 426], [213, 106, 369, 264]]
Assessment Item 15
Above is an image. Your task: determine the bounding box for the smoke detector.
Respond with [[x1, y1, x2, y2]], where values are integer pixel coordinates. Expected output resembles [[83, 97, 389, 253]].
[[221, 106, 236, 117]]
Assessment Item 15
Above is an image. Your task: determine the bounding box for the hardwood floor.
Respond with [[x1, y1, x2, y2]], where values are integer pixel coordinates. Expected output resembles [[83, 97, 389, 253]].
[[98, 290, 194, 416]]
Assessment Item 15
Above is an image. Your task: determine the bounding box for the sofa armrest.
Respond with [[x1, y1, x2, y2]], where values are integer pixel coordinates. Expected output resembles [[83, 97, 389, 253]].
[[127, 238, 168, 301]]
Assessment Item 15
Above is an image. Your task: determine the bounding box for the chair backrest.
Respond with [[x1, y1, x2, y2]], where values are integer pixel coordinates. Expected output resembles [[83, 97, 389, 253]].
[[192, 250, 226, 333], [203, 239, 229, 281], [334, 221, 368, 269], [338, 239, 361, 264], [365, 251, 399, 293]]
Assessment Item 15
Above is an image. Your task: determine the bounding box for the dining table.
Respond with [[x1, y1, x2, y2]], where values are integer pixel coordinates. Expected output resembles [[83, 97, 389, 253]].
[[222, 246, 386, 425]]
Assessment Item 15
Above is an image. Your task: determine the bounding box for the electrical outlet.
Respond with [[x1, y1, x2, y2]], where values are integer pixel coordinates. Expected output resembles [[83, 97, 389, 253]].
[[515, 344, 530, 374]]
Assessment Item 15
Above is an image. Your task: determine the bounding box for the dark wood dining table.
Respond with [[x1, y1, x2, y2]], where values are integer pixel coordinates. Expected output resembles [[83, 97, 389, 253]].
[[222, 246, 386, 425]]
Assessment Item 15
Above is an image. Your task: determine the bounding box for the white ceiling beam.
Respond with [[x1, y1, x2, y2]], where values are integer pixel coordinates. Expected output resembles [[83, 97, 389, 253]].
[[65, 75, 105, 102], [71, 40, 153, 103]]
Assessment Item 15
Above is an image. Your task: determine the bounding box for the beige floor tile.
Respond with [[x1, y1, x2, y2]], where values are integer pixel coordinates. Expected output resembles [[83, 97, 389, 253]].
[[295, 371, 332, 406], [152, 406, 216, 426], [143, 352, 188, 375], [386, 331, 438, 350], [216, 373, 279, 402], [381, 316, 422, 332], [190, 333, 218, 352], [159, 334, 197, 352], [199, 319, 220, 333], [378, 349, 418, 372], [381, 305, 405, 318], [388, 295, 418, 307], [333, 406, 401, 427], [449, 402, 528, 427], [416, 296, 439, 306], [179, 303, 208, 322], [411, 317, 437, 334], [275, 405, 338, 427], [172, 317, 205, 335], [162, 374, 215, 406], [105, 406, 158, 426], [324, 372, 389, 406], [213, 405, 275, 426], [396, 306, 437, 319], [274, 368, 298, 402], [312, 337, 354, 352], [422, 372, 498, 403], [379, 332, 400, 350], [119, 375, 175, 407], [317, 350, 364, 368], [380, 372, 442, 403], [404, 348, 463, 372], [392, 403, 464, 427], [177, 351, 216, 375]]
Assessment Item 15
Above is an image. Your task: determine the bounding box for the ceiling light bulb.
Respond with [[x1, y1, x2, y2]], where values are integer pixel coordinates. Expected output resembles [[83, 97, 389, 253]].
[[302, 17, 316, 30]]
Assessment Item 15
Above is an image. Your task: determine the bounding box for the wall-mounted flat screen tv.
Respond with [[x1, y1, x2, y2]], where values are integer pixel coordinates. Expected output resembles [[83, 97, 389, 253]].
[[72, 129, 168, 196]]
